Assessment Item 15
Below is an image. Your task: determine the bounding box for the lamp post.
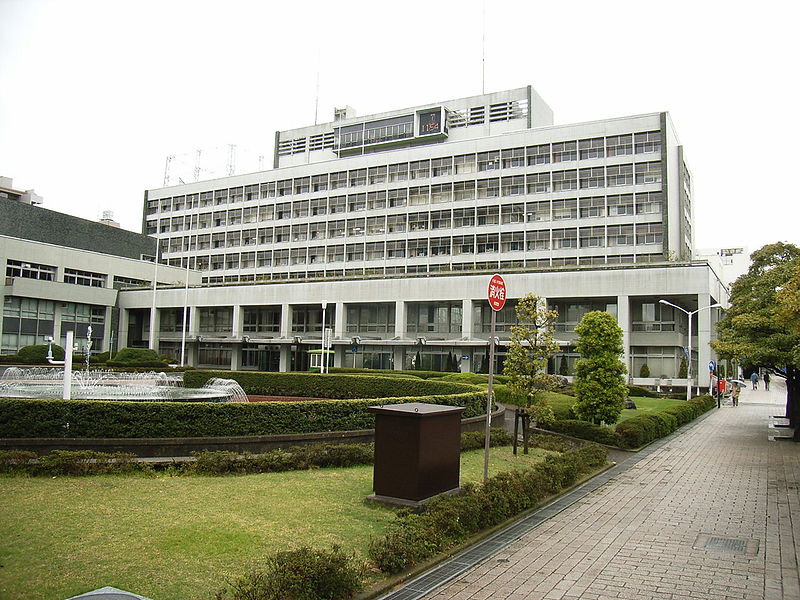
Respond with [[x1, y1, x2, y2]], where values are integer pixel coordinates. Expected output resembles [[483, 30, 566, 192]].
[[320, 302, 327, 374], [659, 299, 722, 401]]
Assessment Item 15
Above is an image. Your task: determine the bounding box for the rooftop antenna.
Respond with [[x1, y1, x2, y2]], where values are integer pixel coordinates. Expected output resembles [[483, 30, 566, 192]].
[[481, 0, 486, 94], [314, 48, 321, 125], [193, 149, 202, 182], [226, 144, 236, 176], [163, 155, 174, 186]]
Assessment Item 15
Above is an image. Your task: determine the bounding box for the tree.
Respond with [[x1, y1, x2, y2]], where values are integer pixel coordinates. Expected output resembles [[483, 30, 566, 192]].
[[712, 242, 800, 439], [558, 355, 569, 376], [503, 293, 560, 425], [572, 311, 628, 424], [678, 357, 688, 379]]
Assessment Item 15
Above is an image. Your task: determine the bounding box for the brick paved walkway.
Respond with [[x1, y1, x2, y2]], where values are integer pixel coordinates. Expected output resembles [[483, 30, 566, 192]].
[[420, 379, 800, 600]]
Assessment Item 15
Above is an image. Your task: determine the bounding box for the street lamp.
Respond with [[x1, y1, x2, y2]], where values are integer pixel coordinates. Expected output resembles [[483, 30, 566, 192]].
[[659, 299, 722, 401]]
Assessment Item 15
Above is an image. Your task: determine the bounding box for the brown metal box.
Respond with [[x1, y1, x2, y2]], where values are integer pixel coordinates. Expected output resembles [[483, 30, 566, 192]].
[[368, 402, 465, 502]]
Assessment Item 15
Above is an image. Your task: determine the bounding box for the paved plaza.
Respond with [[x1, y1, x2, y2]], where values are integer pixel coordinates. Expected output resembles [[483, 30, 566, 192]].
[[401, 379, 799, 600]]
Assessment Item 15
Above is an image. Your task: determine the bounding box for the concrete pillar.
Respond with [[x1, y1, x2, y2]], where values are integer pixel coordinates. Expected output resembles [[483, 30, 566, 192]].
[[617, 295, 631, 381], [280, 303, 291, 339], [279, 344, 291, 372], [232, 305, 242, 339], [461, 299, 473, 339], [394, 301, 406, 339], [393, 346, 406, 371], [230, 343, 241, 371], [114, 307, 126, 352], [334, 302, 345, 340]]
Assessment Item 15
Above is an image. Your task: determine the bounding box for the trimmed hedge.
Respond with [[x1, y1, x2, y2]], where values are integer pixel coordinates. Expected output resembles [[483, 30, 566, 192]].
[[326, 367, 449, 379], [183, 370, 478, 399], [368, 443, 608, 573], [0, 388, 486, 438], [544, 419, 621, 446], [0, 429, 513, 476], [614, 395, 716, 449]]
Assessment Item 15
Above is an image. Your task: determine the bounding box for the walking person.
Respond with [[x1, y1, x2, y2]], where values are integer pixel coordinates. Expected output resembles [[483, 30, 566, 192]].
[[750, 371, 759, 390], [763, 371, 770, 391], [731, 381, 740, 406]]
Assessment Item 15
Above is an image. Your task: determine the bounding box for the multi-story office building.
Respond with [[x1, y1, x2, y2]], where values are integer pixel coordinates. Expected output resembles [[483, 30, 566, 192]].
[[1, 196, 197, 355], [125, 86, 725, 382]]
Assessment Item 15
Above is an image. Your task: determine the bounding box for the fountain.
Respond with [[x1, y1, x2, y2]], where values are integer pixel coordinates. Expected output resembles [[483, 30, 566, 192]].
[[0, 366, 249, 403]]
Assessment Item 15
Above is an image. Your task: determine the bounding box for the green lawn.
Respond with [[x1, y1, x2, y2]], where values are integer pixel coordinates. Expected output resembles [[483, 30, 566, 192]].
[[0, 446, 552, 600], [616, 396, 684, 423]]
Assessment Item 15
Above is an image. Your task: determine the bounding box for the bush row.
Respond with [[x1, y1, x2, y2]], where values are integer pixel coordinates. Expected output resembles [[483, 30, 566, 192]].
[[614, 395, 716, 448], [0, 429, 513, 477], [184, 370, 477, 399], [543, 420, 621, 446], [0, 389, 486, 439], [541, 395, 717, 449], [368, 443, 608, 574]]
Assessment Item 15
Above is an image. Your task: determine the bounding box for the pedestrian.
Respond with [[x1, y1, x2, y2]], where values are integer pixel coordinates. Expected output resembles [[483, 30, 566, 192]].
[[750, 372, 759, 390], [763, 371, 770, 391], [731, 381, 740, 406]]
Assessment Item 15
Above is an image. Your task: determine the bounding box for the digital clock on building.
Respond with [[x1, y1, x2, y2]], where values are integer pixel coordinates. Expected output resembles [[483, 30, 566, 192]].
[[418, 109, 442, 136]]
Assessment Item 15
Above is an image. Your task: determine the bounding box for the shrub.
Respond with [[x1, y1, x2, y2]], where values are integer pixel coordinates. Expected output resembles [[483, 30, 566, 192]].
[[639, 363, 650, 378], [217, 545, 362, 600], [614, 397, 715, 449], [627, 385, 659, 398], [106, 347, 168, 368], [0, 390, 486, 439], [184, 370, 479, 402], [542, 419, 620, 446], [368, 443, 608, 574], [15, 344, 65, 364], [460, 428, 512, 451]]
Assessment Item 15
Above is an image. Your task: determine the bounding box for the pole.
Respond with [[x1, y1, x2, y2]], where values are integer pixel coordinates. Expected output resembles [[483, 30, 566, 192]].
[[63, 330, 74, 400], [149, 237, 160, 351], [321, 302, 327, 374], [687, 311, 693, 402], [180, 259, 190, 366], [483, 309, 497, 483]]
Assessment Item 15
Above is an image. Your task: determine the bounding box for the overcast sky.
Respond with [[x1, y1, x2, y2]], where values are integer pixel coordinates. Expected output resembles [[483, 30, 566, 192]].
[[1, 0, 797, 253]]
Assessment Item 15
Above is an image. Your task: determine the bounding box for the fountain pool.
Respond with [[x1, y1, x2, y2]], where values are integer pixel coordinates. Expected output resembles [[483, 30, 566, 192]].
[[0, 367, 248, 402]]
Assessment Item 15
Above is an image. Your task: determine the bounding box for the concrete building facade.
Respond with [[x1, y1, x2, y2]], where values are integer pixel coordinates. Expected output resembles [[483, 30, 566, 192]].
[[126, 86, 726, 383]]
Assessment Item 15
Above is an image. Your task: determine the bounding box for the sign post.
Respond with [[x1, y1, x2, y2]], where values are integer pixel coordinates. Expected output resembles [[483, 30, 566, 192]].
[[484, 274, 507, 482]]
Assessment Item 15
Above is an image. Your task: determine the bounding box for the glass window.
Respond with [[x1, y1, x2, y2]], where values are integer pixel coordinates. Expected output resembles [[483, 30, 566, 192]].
[[526, 230, 549, 250], [431, 157, 452, 177], [477, 151, 500, 171], [635, 131, 662, 154], [454, 154, 476, 174], [367, 191, 387, 210], [552, 228, 578, 249], [635, 162, 662, 184], [607, 134, 633, 156], [453, 207, 475, 228], [409, 160, 430, 180], [526, 200, 550, 222], [607, 194, 634, 216], [368, 166, 387, 185], [579, 196, 605, 218], [477, 178, 499, 198], [501, 147, 525, 168], [552, 170, 577, 191], [552, 199, 577, 220], [388, 163, 408, 182], [579, 137, 604, 160], [526, 144, 550, 165], [476, 206, 499, 226], [387, 188, 407, 207], [500, 203, 524, 224], [552, 141, 577, 162], [579, 167, 605, 189]]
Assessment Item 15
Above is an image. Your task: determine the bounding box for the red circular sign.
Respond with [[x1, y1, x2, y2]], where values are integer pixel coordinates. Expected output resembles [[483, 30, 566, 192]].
[[488, 274, 507, 311]]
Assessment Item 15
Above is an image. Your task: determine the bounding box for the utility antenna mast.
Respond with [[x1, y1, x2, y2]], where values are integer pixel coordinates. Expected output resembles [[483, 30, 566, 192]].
[[193, 149, 202, 182], [226, 144, 237, 176], [163, 155, 174, 186], [481, 0, 486, 94]]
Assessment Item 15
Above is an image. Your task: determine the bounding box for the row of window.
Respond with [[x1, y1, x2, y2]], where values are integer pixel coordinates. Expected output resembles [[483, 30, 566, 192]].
[[147, 164, 663, 236], [154, 194, 663, 250], [146, 132, 662, 214], [195, 253, 667, 285], [181, 223, 664, 271], [5, 260, 110, 288]]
